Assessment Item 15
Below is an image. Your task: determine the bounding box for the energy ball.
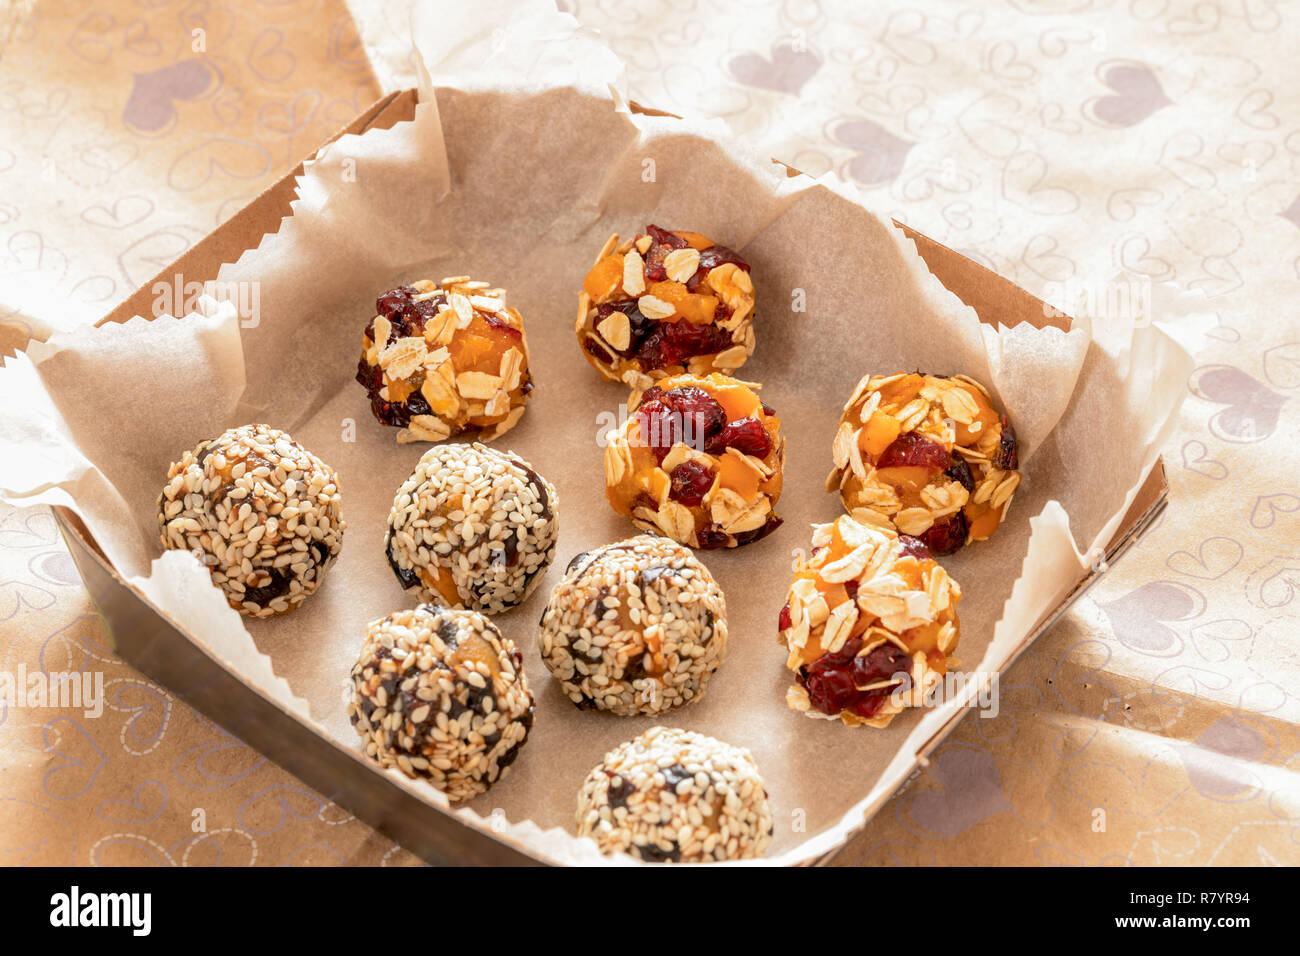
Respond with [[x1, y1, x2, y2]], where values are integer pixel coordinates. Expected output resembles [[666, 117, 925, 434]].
[[356, 276, 533, 444], [576, 726, 773, 863], [779, 515, 962, 729], [385, 443, 557, 614], [348, 605, 534, 802], [157, 424, 344, 618], [538, 535, 727, 716], [829, 371, 1021, 555], [577, 224, 756, 390], [604, 373, 784, 549]]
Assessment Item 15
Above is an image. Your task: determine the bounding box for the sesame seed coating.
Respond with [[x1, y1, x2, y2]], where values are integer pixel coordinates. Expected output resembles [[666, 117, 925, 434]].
[[539, 535, 727, 716], [348, 604, 535, 803], [156, 424, 345, 618], [385, 443, 558, 614], [576, 726, 773, 863]]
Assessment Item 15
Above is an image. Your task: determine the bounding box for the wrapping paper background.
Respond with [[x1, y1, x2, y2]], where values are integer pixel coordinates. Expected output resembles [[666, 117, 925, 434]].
[[1, 0, 1297, 865]]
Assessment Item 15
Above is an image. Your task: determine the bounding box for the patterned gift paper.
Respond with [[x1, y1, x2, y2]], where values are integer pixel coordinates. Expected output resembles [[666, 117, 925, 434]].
[[1, 0, 1297, 865]]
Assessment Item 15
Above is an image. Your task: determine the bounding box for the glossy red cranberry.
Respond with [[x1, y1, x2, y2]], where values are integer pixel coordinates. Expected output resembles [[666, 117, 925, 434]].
[[685, 244, 750, 291], [919, 511, 968, 556], [993, 416, 1018, 470], [898, 535, 934, 561], [799, 637, 911, 718], [844, 579, 859, 600], [584, 337, 614, 365], [778, 603, 792, 631], [635, 321, 734, 371], [705, 416, 773, 459], [668, 459, 715, 506], [637, 387, 726, 458], [376, 286, 413, 319], [945, 453, 975, 492], [877, 432, 950, 471]]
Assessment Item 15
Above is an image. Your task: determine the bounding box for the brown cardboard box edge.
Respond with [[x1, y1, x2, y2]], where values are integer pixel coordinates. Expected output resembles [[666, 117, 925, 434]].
[[65, 87, 1167, 865]]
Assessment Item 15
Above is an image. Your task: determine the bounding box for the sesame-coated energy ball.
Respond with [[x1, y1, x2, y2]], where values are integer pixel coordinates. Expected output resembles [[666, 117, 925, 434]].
[[356, 276, 533, 444], [538, 536, 727, 716], [575, 726, 774, 863], [604, 372, 784, 549], [157, 424, 344, 618], [779, 515, 962, 729], [385, 443, 557, 614], [348, 605, 534, 803], [577, 224, 756, 390], [829, 371, 1021, 555]]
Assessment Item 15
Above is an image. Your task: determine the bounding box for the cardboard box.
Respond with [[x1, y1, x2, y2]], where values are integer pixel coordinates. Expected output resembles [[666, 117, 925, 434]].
[[55, 88, 1168, 865]]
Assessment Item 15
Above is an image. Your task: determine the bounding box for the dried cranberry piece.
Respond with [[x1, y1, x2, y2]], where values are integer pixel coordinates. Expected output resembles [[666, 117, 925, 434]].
[[945, 453, 975, 492], [663, 386, 726, 437], [844, 579, 859, 600], [993, 416, 1019, 470], [637, 386, 664, 409], [694, 526, 732, 550], [801, 667, 860, 716], [705, 416, 773, 459], [733, 513, 783, 546], [484, 312, 523, 338], [851, 643, 910, 687], [375, 285, 414, 319], [635, 399, 676, 459], [778, 603, 792, 631], [898, 535, 934, 561], [668, 459, 715, 506], [685, 243, 751, 291], [638, 387, 726, 458], [635, 321, 734, 371], [877, 432, 950, 472], [642, 225, 688, 281], [919, 511, 968, 556], [584, 336, 614, 365]]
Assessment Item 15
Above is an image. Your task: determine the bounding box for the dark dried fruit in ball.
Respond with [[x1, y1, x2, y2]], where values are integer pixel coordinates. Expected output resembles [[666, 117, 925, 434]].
[[898, 535, 934, 561], [993, 416, 1019, 470], [919, 511, 968, 556], [877, 432, 951, 472], [668, 459, 715, 506], [635, 320, 734, 371], [945, 454, 975, 492], [705, 416, 773, 459]]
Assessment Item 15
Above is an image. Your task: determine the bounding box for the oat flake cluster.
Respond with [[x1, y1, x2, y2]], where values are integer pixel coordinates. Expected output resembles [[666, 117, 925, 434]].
[[829, 371, 1020, 555], [348, 605, 534, 803], [356, 276, 532, 444], [539, 535, 728, 716], [575, 726, 773, 863], [157, 424, 344, 618], [385, 443, 557, 614], [780, 514, 962, 729]]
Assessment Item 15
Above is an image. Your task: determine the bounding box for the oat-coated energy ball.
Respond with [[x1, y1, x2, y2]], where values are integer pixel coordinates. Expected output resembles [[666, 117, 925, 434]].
[[385, 443, 557, 614], [828, 371, 1021, 555], [348, 605, 534, 802], [577, 225, 756, 390], [538, 535, 727, 716], [576, 726, 773, 863], [604, 372, 784, 549], [356, 276, 533, 444], [779, 515, 962, 729], [157, 424, 344, 618]]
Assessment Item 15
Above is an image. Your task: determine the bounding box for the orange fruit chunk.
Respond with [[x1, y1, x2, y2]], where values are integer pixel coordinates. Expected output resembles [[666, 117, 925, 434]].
[[716, 452, 760, 502], [713, 383, 762, 422], [877, 373, 924, 406], [647, 280, 718, 324], [858, 412, 901, 460], [584, 254, 624, 301], [873, 465, 934, 504], [671, 230, 715, 251], [965, 502, 1001, 541]]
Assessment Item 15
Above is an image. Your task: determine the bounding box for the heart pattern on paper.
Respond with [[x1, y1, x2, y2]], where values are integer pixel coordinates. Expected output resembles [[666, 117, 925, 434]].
[[901, 745, 1013, 837], [1098, 580, 1203, 654], [1167, 536, 1244, 580], [122, 60, 219, 133], [728, 39, 822, 94], [1086, 61, 1171, 126], [829, 118, 915, 184], [1188, 365, 1288, 443]]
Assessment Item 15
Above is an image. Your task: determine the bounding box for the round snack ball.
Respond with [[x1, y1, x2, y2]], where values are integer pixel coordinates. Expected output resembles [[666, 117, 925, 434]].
[[157, 424, 344, 618], [539, 535, 727, 716], [829, 371, 1021, 555], [348, 605, 534, 802], [604, 372, 784, 549], [779, 515, 962, 729], [385, 443, 557, 613], [355, 276, 533, 444], [577, 224, 756, 390], [575, 726, 773, 863]]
